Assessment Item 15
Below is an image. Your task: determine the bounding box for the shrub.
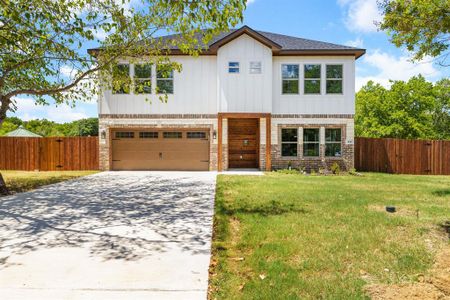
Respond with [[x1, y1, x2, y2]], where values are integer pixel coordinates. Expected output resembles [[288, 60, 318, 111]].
[[330, 162, 340, 175]]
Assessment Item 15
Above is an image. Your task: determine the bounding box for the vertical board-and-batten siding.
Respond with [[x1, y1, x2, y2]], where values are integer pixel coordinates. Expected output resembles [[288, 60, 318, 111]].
[[100, 56, 218, 115], [272, 56, 355, 114], [217, 34, 272, 113]]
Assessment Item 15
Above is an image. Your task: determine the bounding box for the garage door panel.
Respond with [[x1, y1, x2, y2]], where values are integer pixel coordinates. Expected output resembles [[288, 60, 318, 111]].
[[111, 129, 209, 171]]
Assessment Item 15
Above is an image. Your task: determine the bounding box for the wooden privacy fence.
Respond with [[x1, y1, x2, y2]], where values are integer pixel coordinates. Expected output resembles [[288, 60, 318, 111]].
[[355, 137, 450, 175], [0, 137, 99, 171]]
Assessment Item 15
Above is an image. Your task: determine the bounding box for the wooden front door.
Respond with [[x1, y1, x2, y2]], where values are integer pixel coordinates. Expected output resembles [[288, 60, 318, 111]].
[[228, 118, 259, 168]]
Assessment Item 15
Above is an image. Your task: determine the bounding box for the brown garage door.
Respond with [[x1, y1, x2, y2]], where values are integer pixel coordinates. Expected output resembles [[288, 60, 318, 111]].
[[111, 129, 209, 171]]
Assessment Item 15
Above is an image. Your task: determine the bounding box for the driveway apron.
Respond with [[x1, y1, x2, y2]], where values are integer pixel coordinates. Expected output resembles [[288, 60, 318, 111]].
[[0, 171, 217, 300]]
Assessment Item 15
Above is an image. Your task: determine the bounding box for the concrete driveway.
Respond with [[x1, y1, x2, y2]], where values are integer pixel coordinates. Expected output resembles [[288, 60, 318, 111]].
[[0, 171, 217, 300]]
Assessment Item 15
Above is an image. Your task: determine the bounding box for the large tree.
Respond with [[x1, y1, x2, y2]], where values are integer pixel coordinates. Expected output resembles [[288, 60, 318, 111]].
[[355, 75, 450, 139], [378, 0, 450, 65], [0, 0, 246, 123]]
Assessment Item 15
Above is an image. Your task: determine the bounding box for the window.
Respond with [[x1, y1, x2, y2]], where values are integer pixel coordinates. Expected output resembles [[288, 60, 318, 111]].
[[139, 132, 158, 139], [303, 128, 320, 156], [163, 132, 182, 139], [112, 64, 130, 94], [326, 65, 343, 94], [282, 64, 299, 94], [134, 64, 152, 94], [228, 62, 240, 73], [115, 131, 134, 138], [187, 132, 207, 139], [156, 65, 174, 94], [281, 128, 298, 157], [325, 128, 342, 157], [304, 64, 321, 94], [249, 61, 262, 74]]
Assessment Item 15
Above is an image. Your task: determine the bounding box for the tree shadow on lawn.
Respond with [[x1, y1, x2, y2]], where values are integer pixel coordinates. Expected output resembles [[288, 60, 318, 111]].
[[219, 200, 308, 216], [0, 172, 215, 268], [431, 189, 450, 197]]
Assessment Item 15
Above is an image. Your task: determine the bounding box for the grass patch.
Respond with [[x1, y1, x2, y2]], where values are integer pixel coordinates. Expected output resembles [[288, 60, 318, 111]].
[[1, 170, 99, 194], [209, 172, 450, 299]]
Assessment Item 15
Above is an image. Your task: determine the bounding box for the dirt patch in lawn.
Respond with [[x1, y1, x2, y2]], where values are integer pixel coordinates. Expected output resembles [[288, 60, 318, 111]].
[[365, 246, 450, 300]]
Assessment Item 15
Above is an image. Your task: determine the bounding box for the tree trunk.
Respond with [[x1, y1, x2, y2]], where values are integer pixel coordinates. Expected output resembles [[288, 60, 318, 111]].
[[0, 172, 9, 196], [0, 95, 10, 126]]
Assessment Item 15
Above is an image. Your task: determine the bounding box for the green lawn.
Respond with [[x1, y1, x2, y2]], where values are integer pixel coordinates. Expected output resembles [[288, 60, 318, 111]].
[[1, 170, 99, 194], [209, 172, 450, 299]]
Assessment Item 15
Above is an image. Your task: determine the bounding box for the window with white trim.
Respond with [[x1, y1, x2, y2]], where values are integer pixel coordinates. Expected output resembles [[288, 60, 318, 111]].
[[228, 62, 240, 73], [304, 64, 321, 94], [326, 65, 343, 94], [134, 63, 152, 94], [156, 65, 174, 94], [281, 128, 298, 157], [249, 61, 262, 74], [325, 128, 342, 157], [303, 128, 320, 156], [281, 64, 299, 94]]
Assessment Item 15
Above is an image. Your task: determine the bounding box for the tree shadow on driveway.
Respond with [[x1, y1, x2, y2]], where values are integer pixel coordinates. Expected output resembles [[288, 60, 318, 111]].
[[0, 172, 216, 268]]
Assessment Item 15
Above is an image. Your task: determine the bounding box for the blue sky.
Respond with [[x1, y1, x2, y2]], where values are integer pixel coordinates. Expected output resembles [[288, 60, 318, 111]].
[[11, 0, 449, 122]]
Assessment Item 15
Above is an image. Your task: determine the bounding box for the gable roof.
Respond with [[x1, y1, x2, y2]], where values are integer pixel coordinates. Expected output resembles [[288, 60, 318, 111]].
[[88, 25, 365, 59], [5, 125, 42, 137]]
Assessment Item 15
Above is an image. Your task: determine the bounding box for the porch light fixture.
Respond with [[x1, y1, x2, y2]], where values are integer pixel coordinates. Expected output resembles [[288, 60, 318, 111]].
[[101, 129, 106, 139], [213, 130, 217, 140]]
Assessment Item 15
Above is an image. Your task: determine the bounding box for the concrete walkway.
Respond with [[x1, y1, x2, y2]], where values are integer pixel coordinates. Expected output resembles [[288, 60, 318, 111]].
[[0, 171, 217, 300]]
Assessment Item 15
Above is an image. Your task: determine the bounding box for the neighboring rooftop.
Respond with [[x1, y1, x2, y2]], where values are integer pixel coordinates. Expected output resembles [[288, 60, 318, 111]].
[[5, 125, 42, 137], [88, 25, 366, 59]]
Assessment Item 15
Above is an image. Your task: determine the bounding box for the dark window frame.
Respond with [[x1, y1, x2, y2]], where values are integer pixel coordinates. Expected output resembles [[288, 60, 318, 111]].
[[163, 132, 182, 139], [115, 131, 134, 139], [156, 65, 174, 94], [139, 131, 158, 139], [303, 128, 320, 157], [228, 61, 240, 73], [325, 128, 342, 157], [187, 132, 207, 139], [281, 128, 298, 157]]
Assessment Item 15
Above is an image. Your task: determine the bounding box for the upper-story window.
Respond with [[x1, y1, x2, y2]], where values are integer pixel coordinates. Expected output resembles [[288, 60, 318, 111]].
[[228, 62, 240, 73], [156, 65, 174, 94], [112, 64, 130, 94], [281, 64, 299, 94], [304, 64, 321, 94], [326, 65, 343, 94], [249, 61, 262, 74], [134, 63, 152, 94]]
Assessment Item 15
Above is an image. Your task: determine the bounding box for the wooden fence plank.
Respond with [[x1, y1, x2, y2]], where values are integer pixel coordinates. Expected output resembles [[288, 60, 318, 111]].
[[355, 137, 450, 175], [0, 137, 99, 171]]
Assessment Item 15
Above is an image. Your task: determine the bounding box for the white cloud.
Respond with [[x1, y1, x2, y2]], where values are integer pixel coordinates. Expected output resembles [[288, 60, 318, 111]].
[[356, 50, 442, 90], [345, 37, 364, 48], [10, 97, 91, 122], [247, 0, 257, 4], [93, 27, 108, 41], [338, 0, 382, 33]]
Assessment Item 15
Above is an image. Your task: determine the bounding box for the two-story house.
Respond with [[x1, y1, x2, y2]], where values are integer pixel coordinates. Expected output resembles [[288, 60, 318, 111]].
[[90, 26, 365, 171]]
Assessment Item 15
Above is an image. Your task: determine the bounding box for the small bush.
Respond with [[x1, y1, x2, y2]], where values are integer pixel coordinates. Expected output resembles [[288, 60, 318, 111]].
[[277, 169, 300, 175], [330, 162, 340, 175]]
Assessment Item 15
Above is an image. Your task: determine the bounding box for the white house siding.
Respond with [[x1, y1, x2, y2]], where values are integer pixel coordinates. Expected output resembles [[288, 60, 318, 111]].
[[217, 34, 272, 113], [99, 56, 217, 115], [272, 56, 355, 114]]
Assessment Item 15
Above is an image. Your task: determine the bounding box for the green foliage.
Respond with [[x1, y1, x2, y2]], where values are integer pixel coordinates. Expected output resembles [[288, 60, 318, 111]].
[[379, 0, 450, 65], [355, 76, 450, 139], [0, 117, 98, 136], [330, 162, 340, 175], [0, 0, 245, 121]]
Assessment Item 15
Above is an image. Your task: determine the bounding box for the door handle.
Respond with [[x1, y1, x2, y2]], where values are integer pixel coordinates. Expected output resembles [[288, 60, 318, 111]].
[[159, 152, 163, 159]]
